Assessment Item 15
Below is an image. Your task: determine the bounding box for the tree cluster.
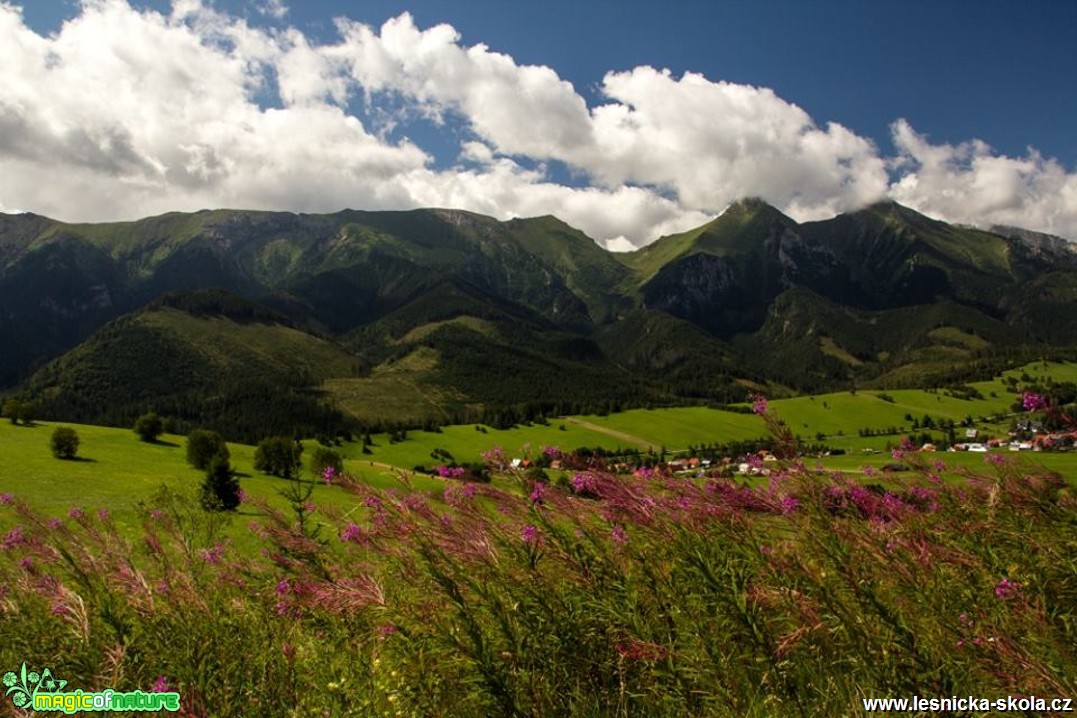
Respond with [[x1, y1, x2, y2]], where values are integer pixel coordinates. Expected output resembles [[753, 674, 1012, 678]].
[[2, 397, 35, 425]]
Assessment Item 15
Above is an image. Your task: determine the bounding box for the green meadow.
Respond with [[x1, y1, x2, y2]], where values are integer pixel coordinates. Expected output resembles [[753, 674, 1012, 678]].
[[2, 361, 1075, 535]]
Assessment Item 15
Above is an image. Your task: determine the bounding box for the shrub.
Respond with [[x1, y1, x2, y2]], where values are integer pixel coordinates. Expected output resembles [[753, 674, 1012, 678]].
[[133, 412, 164, 443], [186, 429, 230, 471], [2, 398, 34, 425], [310, 446, 344, 478], [50, 427, 80, 460], [254, 436, 303, 478]]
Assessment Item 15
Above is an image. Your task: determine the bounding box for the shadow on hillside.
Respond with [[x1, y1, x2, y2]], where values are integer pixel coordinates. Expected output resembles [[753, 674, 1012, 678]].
[[65, 456, 97, 463], [150, 439, 180, 448]]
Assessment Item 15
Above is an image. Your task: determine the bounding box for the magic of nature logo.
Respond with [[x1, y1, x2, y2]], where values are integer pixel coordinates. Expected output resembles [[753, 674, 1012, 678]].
[[3, 663, 180, 713]]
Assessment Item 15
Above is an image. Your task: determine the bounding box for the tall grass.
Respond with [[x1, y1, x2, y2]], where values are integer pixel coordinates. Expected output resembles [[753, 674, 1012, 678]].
[[1, 408, 1074, 716]]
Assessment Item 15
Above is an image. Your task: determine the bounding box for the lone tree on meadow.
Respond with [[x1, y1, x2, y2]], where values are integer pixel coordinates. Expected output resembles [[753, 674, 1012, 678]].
[[133, 412, 164, 443], [254, 436, 303, 479], [310, 446, 345, 478], [200, 454, 241, 511], [186, 429, 230, 471], [50, 427, 80, 460]]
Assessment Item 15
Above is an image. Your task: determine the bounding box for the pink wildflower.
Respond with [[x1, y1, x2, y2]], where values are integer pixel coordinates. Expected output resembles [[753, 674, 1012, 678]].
[[529, 482, 547, 505], [151, 676, 173, 693], [67, 507, 84, 519], [995, 578, 1021, 600], [0, 493, 14, 505], [322, 465, 336, 485], [1022, 392, 1047, 412], [1, 526, 25, 551], [340, 523, 363, 543], [751, 395, 768, 415], [521, 524, 539, 545], [611, 525, 628, 544]]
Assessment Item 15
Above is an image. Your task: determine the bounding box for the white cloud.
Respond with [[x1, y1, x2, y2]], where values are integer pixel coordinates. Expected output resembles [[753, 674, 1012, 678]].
[[0, 2, 1073, 247], [257, 0, 288, 20], [888, 120, 1077, 239]]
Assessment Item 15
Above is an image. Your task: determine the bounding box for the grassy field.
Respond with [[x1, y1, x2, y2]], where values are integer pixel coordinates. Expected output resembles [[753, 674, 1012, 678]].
[[1, 363, 1074, 714], [0, 421, 445, 548], [3, 361, 1075, 535], [2, 436, 1073, 715]]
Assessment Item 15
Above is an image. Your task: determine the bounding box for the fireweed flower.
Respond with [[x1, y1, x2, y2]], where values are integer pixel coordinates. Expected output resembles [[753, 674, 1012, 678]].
[[1, 526, 26, 551], [751, 395, 768, 415], [611, 525, 628, 544], [529, 481, 547, 505], [521, 524, 539, 545], [151, 676, 174, 693], [995, 578, 1021, 600], [67, 507, 84, 520], [322, 466, 336, 485], [571, 472, 598, 495], [0, 493, 14, 505], [198, 542, 226, 564], [340, 523, 363, 543], [1022, 392, 1047, 411], [780, 496, 800, 514]]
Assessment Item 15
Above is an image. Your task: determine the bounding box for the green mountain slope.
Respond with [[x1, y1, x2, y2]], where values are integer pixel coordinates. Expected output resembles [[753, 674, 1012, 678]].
[[3, 199, 1076, 432], [24, 293, 359, 442]]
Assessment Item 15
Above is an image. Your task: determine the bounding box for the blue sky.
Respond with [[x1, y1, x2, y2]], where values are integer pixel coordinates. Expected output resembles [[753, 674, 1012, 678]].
[[3, 0, 1075, 245]]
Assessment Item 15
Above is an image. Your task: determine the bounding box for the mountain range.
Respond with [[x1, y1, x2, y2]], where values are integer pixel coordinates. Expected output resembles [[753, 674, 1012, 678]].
[[2, 199, 1075, 440]]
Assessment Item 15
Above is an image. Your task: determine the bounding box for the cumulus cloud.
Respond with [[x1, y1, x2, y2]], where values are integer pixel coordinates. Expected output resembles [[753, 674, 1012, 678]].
[[0, 2, 1073, 246], [888, 120, 1077, 239]]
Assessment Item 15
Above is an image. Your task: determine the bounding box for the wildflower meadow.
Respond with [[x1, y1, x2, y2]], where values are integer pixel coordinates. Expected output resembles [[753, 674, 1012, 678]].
[[0, 406, 1074, 716]]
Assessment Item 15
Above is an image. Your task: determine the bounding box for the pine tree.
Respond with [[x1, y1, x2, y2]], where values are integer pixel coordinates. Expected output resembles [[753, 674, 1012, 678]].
[[200, 455, 241, 511]]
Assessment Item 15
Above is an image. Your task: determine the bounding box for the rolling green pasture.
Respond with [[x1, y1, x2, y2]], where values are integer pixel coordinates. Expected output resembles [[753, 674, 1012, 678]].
[[0, 421, 443, 546], [348, 419, 628, 467], [3, 361, 1075, 534]]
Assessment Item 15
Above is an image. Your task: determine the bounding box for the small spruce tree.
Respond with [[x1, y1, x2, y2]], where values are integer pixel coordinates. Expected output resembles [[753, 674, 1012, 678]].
[[200, 455, 241, 511]]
